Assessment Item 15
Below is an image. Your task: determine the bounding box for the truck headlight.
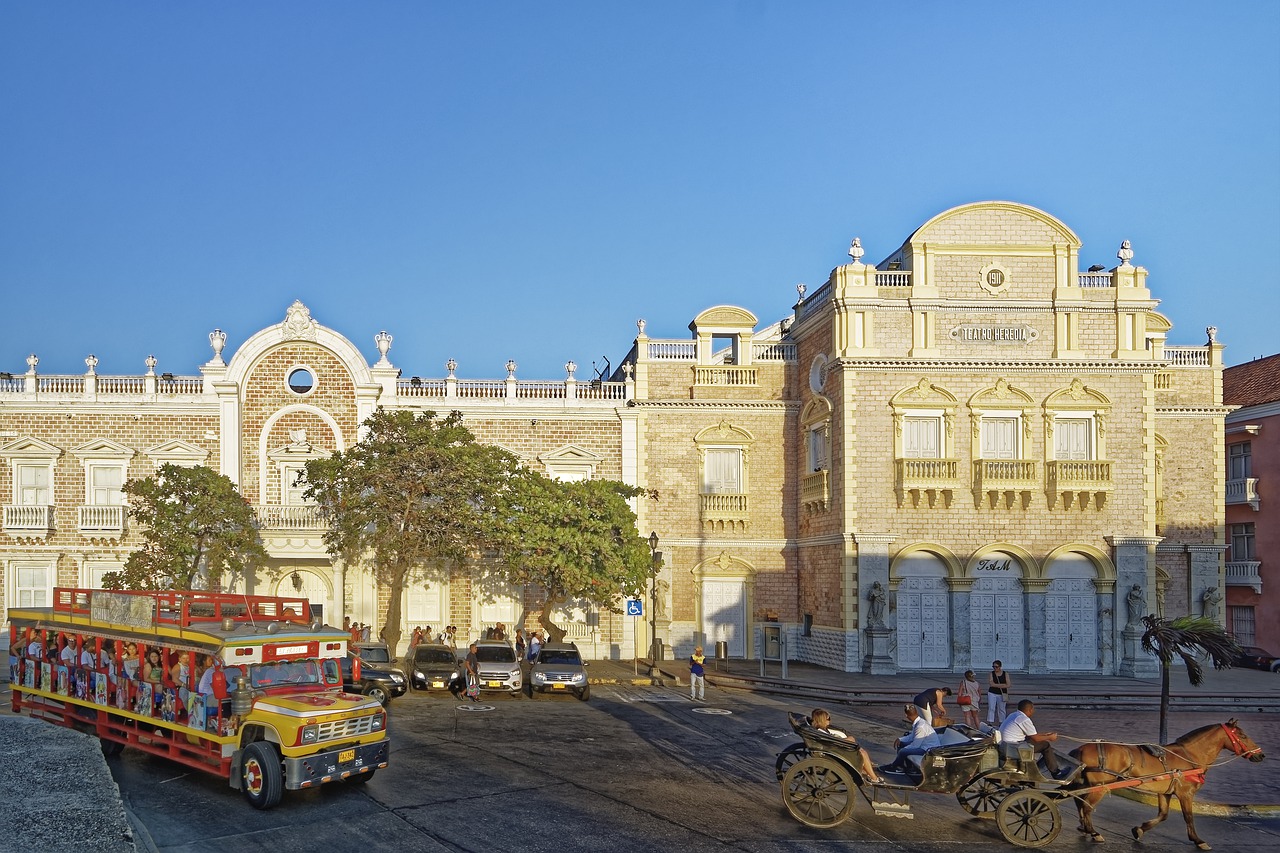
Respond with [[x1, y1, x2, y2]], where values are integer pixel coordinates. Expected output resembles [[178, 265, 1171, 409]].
[[371, 713, 385, 731], [300, 725, 319, 744]]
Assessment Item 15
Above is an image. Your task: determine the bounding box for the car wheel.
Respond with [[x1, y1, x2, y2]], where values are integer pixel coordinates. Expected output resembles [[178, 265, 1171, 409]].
[[365, 685, 390, 706], [241, 741, 284, 810], [100, 737, 124, 758], [577, 685, 590, 701], [529, 686, 539, 698], [1271, 660, 1280, 674]]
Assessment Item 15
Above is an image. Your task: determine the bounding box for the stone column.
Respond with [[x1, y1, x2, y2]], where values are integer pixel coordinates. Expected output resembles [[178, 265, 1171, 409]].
[[1022, 578, 1051, 674], [855, 533, 895, 674], [1111, 536, 1161, 678], [1187, 545, 1227, 624], [949, 576, 975, 672], [1094, 580, 1116, 674]]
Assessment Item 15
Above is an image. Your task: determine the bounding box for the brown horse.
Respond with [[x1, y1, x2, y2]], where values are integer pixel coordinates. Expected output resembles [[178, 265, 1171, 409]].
[[1069, 719, 1264, 850]]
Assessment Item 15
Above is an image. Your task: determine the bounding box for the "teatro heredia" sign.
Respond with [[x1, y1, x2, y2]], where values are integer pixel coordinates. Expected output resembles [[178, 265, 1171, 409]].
[[948, 324, 1039, 345]]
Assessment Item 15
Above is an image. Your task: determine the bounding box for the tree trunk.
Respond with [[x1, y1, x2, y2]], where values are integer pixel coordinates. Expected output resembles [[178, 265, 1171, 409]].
[[1159, 661, 1171, 744], [538, 596, 566, 643], [382, 563, 406, 658]]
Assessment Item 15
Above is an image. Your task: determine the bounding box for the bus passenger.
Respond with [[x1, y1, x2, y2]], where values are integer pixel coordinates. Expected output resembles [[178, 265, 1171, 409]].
[[26, 632, 44, 659], [143, 649, 164, 685], [197, 655, 219, 696], [59, 637, 77, 667], [78, 638, 96, 670], [121, 643, 140, 679]]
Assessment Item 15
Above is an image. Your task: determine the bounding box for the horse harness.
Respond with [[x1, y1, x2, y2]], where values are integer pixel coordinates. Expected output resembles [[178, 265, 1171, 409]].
[[1085, 742, 1204, 794]]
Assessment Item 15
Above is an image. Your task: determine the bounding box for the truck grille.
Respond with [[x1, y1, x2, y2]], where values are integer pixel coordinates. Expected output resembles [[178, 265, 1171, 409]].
[[317, 714, 378, 741]]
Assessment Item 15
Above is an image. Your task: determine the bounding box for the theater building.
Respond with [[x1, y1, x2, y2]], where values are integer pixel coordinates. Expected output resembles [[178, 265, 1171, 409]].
[[0, 201, 1228, 675]]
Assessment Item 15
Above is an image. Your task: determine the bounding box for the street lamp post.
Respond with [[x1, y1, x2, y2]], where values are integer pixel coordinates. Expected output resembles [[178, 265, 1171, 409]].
[[648, 530, 661, 683]]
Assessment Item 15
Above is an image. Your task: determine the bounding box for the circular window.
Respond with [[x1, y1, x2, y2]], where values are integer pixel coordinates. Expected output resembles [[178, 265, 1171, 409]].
[[287, 368, 315, 395], [809, 355, 829, 393]]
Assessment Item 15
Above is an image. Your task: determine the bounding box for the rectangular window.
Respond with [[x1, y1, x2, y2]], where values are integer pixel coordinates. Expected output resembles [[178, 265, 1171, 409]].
[[282, 465, 310, 505], [17, 464, 50, 505], [89, 465, 125, 505], [980, 418, 1018, 459], [903, 417, 941, 459], [1229, 605, 1256, 646], [13, 564, 52, 609], [807, 426, 829, 470], [703, 449, 742, 494], [1228, 442, 1252, 480], [1230, 522, 1256, 561], [1054, 418, 1092, 460]]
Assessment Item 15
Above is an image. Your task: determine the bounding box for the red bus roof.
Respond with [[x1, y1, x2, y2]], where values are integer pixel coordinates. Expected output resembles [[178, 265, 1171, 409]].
[[52, 587, 314, 630]]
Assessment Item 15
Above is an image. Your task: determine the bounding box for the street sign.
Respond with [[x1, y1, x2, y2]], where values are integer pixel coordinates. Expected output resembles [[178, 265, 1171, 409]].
[[626, 599, 643, 616]]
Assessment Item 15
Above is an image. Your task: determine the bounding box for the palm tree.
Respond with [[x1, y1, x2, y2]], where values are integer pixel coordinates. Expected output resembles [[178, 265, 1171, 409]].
[[1140, 614, 1241, 744]]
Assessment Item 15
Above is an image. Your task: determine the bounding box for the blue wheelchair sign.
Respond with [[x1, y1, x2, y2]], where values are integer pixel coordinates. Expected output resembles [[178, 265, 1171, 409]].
[[626, 599, 643, 617]]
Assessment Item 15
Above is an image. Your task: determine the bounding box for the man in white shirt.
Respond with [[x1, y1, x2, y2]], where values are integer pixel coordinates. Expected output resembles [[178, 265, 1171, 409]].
[[59, 640, 77, 667], [999, 699, 1064, 777], [884, 704, 941, 772]]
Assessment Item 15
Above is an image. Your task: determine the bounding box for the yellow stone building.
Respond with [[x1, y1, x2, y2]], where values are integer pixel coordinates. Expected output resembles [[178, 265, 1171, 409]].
[[0, 201, 1226, 676]]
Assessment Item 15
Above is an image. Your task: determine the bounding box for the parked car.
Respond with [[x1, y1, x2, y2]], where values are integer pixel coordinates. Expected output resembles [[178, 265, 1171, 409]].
[[1234, 645, 1280, 672], [341, 641, 408, 705], [411, 643, 461, 692], [471, 640, 523, 696], [529, 641, 590, 700]]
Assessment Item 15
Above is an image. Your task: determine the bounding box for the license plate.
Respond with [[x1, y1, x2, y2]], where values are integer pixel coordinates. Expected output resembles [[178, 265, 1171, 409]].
[[339, 749, 355, 764], [487, 681, 502, 688], [431, 681, 444, 688], [552, 683, 566, 690]]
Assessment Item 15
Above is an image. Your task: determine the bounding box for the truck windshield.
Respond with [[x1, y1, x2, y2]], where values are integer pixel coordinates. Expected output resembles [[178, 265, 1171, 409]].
[[246, 660, 322, 687]]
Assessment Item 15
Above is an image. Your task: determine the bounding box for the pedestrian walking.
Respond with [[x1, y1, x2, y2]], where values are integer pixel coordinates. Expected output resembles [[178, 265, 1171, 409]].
[[514, 629, 526, 661], [956, 670, 982, 728], [463, 642, 480, 702], [987, 659, 1010, 724], [528, 631, 542, 662], [689, 646, 706, 701]]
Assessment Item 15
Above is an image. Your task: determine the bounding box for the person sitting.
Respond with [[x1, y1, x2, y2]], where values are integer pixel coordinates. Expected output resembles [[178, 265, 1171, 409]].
[[882, 704, 941, 774], [810, 708, 882, 784], [998, 699, 1065, 778]]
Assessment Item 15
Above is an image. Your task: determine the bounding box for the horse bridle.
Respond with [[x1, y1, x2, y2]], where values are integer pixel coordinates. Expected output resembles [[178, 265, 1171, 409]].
[[1221, 723, 1262, 758]]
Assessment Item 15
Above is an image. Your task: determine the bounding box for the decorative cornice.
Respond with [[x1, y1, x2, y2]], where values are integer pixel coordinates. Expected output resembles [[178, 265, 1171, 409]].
[[1108, 536, 1163, 548], [854, 533, 897, 546], [629, 400, 800, 411], [1154, 407, 1233, 417], [1185, 544, 1228, 554], [837, 358, 1177, 373]]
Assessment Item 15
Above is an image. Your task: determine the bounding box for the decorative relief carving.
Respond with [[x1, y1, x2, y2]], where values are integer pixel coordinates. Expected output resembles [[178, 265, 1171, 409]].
[[281, 300, 319, 342]]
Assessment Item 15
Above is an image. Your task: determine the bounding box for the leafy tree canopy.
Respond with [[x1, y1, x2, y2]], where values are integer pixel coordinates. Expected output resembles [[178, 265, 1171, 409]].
[[489, 469, 653, 641], [104, 464, 267, 591], [304, 409, 516, 653]]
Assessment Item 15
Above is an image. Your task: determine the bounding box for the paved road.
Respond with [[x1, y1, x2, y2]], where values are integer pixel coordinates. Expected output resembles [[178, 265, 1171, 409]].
[[104, 681, 1280, 853]]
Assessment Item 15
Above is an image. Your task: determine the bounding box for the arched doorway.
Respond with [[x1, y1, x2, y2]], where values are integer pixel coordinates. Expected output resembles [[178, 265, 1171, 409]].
[[1044, 553, 1099, 672], [894, 552, 951, 670], [274, 568, 329, 622], [970, 552, 1025, 670]]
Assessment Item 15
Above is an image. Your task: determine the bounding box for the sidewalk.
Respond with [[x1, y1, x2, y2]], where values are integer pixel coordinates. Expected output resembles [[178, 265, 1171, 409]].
[[589, 656, 1280, 814]]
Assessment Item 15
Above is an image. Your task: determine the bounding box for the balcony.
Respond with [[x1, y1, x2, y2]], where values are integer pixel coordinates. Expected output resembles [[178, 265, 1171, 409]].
[[1226, 478, 1260, 511], [1225, 561, 1262, 594], [253, 504, 326, 531], [694, 366, 758, 386], [700, 492, 749, 533], [78, 505, 125, 537], [1046, 460, 1113, 509], [973, 459, 1037, 508], [802, 470, 829, 512], [895, 458, 960, 507], [3, 504, 52, 539]]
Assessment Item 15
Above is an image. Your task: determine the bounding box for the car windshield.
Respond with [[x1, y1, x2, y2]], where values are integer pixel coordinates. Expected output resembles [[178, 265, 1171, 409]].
[[539, 650, 581, 665], [357, 647, 391, 664], [415, 648, 455, 664], [475, 646, 515, 663], [247, 660, 323, 687]]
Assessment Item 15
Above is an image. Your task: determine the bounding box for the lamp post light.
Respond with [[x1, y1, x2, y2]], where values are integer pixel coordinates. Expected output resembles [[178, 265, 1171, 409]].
[[648, 530, 662, 683]]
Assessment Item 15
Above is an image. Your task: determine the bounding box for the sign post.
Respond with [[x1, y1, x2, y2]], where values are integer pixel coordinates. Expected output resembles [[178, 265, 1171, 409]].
[[626, 599, 643, 675]]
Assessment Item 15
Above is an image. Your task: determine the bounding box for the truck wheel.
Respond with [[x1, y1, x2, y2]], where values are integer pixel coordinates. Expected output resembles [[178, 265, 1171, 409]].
[[241, 741, 284, 810], [100, 738, 124, 758]]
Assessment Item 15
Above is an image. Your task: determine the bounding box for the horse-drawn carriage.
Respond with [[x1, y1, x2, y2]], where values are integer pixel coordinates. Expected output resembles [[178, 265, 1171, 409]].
[[776, 712, 1264, 849]]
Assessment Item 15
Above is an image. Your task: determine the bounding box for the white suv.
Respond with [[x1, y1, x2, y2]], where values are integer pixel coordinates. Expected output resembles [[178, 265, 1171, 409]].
[[529, 642, 589, 701]]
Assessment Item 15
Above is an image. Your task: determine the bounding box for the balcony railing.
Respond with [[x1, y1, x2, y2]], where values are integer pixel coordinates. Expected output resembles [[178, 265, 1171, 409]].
[[1077, 272, 1113, 288], [3, 504, 52, 538], [1047, 460, 1113, 490], [875, 271, 912, 287], [801, 470, 829, 511], [694, 366, 758, 386], [1225, 560, 1262, 593], [896, 458, 961, 490], [78, 505, 125, 536], [700, 492, 749, 532], [973, 460, 1038, 494], [253, 504, 326, 530], [1226, 477, 1260, 510], [1164, 347, 1211, 367], [752, 342, 797, 362]]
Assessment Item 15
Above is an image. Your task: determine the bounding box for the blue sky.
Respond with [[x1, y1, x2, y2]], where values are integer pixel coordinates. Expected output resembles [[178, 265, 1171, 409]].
[[2, 2, 1277, 380]]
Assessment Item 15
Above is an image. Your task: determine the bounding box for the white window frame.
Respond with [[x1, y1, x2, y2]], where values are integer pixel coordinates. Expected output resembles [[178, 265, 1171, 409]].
[[703, 447, 744, 494], [979, 416, 1021, 460], [1053, 415, 1095, 461], [7, 561, 55, 613], [807, 424, 829, 471], [85, 461, 127, 506], [15, 462, 53, 506], [902, 409, 945, 459], [280, 462, 312, 505], [1229, 442, 1252, 480], [1231, 522, 1256, 561]]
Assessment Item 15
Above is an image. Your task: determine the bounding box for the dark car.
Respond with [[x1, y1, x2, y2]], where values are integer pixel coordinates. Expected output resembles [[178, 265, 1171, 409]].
[[410, 643, 460, 692], [340, 642, 408, 705], [1234, 646, 1280, 672]]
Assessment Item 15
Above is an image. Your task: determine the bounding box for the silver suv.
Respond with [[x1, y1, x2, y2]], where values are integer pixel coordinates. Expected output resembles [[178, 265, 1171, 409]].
[[529, 642, 589, 701], [472, 640, 523, 696]]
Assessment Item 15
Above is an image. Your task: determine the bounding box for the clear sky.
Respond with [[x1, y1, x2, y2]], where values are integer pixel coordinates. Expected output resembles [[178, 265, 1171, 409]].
[[2, 2, 1277, 381]]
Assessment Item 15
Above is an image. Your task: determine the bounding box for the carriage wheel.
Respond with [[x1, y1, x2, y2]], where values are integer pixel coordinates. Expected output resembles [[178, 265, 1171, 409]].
[[956, 771, 1013, 817], [774, 742, 811, 780], [781, 757, 857, 829], [995, 789, 1062, 848]]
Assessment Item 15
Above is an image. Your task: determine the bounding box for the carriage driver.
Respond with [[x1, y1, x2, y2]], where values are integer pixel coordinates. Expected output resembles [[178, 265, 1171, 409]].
[[999, 699, 1067, 778]]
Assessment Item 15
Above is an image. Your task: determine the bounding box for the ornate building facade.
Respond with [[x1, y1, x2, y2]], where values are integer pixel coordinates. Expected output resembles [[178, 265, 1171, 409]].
[[0, 201, 1228, 675]]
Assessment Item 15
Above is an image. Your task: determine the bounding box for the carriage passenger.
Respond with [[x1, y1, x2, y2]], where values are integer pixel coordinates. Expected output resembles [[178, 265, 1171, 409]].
[[999, 700, 1066, 778], [810, 708, 883, 785], [883, 704, 941, 773]]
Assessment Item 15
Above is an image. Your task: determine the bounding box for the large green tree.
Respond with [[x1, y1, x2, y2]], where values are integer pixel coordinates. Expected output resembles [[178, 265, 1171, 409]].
[[1140, 613, 1241, 743], [303, 409, 515, 654], [489, 470, 654, 642], [105, 463, 268, 591]]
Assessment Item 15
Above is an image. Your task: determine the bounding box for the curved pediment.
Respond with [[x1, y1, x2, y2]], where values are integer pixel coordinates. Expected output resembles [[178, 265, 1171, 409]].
[[1147, 311, 1173, 333], [907, 200, 1081, 248], [969, 378, 1034, 409], [800, 395, 832, 426], [694, 420, 755, 445], [690, 305, 758, 332], [890, 378, 959, 408], [1045, 378, 1111, 410]]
